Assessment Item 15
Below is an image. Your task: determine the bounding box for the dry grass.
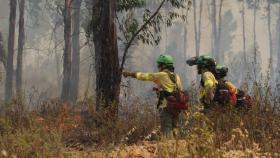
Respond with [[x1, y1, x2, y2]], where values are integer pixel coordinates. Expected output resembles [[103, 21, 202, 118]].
[[0, 84, 279, 158]]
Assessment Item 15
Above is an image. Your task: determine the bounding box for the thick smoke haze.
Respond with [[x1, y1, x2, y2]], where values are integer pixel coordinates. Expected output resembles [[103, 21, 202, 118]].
[[0, 0, 279, 103]]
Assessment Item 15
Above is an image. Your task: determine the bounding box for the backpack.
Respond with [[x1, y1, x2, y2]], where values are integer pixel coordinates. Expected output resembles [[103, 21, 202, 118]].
[[236, 90, 253, 109], [214, 80, 233, 105], [164, 71, 189, 111]]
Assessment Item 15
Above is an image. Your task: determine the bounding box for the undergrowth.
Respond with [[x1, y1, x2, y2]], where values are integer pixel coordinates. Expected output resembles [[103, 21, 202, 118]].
[[0, 83, 279, 158]]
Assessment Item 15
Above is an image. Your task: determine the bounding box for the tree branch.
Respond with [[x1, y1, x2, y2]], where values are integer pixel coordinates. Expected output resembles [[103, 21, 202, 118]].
[[120, 0, 166, 72]]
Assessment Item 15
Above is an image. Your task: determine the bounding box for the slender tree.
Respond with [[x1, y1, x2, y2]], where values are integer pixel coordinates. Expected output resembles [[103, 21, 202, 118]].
[[183, 17, 188, 83], [61, 0, 72, 102], [276, 3, 280, 79], [54, 25, 61, 88], [193, 0, 203, 56], [217, 0, 224, 63], [253, 0, 258, 79], [0, 32, 6, 69], [16, 0, 25, 97], [192, 0, 203, 84], [69, 0, 82, 102], [198, 0, 203, 55], [211, 0, 218, 58], [240, 0, 247, 72], [5, 0, 17, 102], [267, 0, 274, 81], [210, 0, 224, 62]]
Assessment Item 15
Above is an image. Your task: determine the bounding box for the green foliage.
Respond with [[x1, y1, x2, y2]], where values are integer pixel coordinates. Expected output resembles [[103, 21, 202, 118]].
[[87, 0, 192, 47], [117, 0, 191, 48], [117, 0, 146, 11], [138, 0, 190, 46]]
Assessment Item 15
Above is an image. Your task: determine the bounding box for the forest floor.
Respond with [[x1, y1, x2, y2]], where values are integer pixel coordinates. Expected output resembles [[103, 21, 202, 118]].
[[0, 92, 280, 158], [64, 141, 279, 158]]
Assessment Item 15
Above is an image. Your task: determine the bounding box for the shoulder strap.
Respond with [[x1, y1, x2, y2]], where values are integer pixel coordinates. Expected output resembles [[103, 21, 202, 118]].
[[164, 70, 179, 92]]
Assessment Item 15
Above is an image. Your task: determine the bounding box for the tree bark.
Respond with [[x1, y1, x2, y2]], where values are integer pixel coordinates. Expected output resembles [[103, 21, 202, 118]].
[[16, 0, 25, 97], [276, 4, 280, 79], [70, 0, 82, 102], [241, 0, 247, 70], [198, 0, 203, 56], [5, 0, 17, 102], [54, 28, 61, 88], [217, 0, 223, 63], [267, 0, 273, 81], [93, 0, 120, 112], [253, 0, 257, 79], [211, 0, 218, 60], [0, 32, 6, 69], [61, 0, 72, 102], [183, 3, 191, 85], [193, 0, 198, 56], [183, 21, 188, 84]]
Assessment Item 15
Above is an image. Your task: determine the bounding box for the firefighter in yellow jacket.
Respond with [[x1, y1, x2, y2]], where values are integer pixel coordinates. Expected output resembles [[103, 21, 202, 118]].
[[213, 64, 238, 106], [187, 55, 218, 108], [122, 54, 183, 138]]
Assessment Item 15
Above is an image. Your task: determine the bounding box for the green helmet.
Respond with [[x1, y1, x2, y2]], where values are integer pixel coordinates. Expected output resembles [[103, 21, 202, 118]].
[[157, 54, 173, 65], [215, 64, 228, 78], [196, 55, 216, 66], [186, 55, 215, 67]]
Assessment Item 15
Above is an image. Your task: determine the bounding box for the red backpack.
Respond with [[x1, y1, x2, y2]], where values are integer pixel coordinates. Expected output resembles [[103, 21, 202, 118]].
[[164, 71, 189, 111]]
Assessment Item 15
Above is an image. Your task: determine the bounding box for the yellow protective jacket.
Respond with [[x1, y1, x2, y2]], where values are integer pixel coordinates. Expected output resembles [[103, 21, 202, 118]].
[[135, 70, 183, 108], [200, 71, 218, 100]]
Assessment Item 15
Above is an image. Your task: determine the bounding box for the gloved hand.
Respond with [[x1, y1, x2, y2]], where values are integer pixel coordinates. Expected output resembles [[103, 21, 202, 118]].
[[203, 88, 215, 105], [203, 96, 211, 105], [122, 71, 136, 78]]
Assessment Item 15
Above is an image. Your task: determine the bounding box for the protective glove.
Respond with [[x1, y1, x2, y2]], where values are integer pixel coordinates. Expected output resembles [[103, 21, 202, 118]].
[[203, 87, 215, 104], [122, 71, 136, 78]]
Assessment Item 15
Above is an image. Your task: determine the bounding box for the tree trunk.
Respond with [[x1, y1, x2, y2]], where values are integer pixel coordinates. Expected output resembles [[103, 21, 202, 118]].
[[93, 0, 120, 112], [242, 0, 247, 72], [198, 0, 203, 56], [193, 0, 198, 56], [276, 4, 280, 79], [0, 32, 6, 69], [16, 0, 25, 97], [194, 0, 203, 57], [267, 0, 273, 81], [54, 29, 61, 88], [253, 0, 257, 79], [183, 23, 188, 84], [61, 0, 72, 102], [217, 0, 223, 63], [69, 0, 82, 102], [5, 0, 17, 102], [211, 0, 218, 60]]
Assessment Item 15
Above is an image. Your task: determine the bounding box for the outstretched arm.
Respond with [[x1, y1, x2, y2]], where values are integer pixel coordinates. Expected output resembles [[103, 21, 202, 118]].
[[122, 71, 160, 82], [123, 71, 137, 78]]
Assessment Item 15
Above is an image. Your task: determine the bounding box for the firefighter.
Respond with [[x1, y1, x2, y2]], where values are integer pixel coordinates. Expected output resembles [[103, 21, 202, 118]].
[[187, 55, 218, 108], [122, 54, 184, 139], [213, 64, 238, 106]]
